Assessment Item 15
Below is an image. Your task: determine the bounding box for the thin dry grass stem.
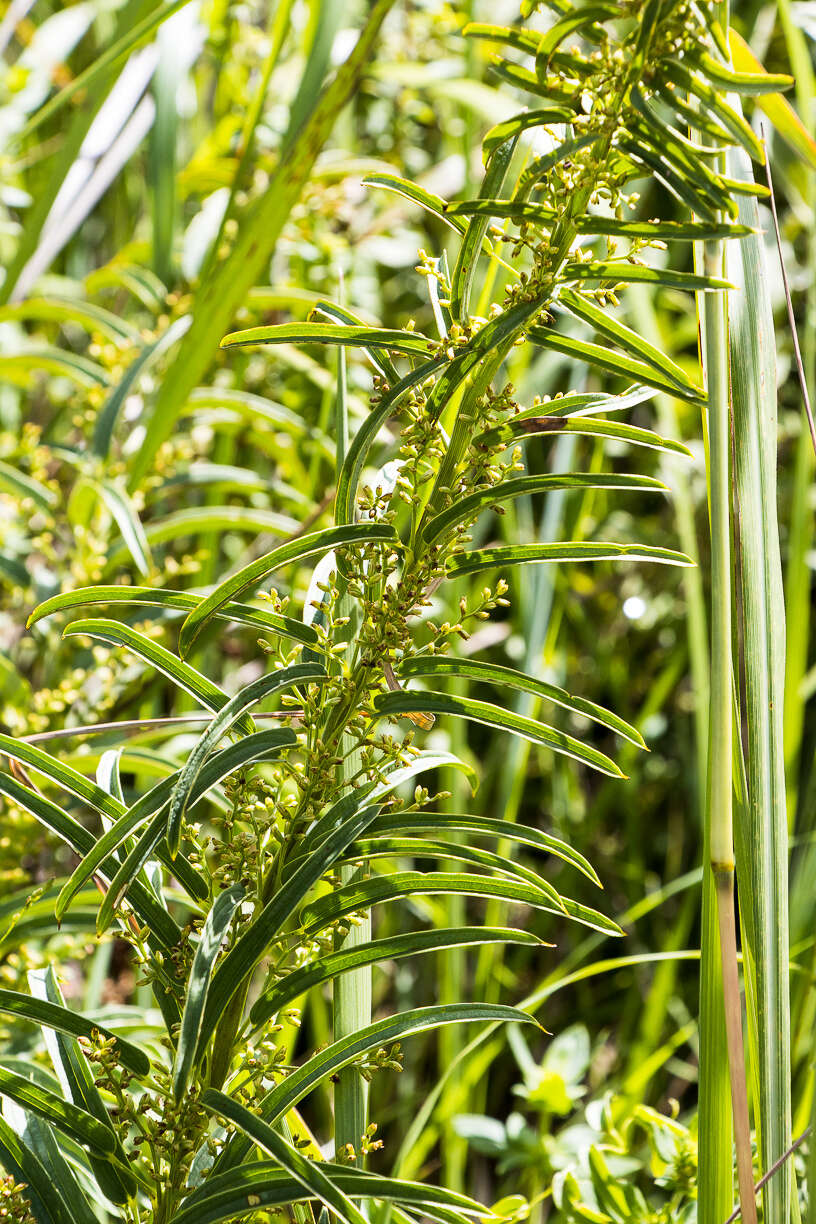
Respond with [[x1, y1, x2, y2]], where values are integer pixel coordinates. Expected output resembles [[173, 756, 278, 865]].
[[19, 712, 303, 742], [723, 1126, 811, 1223]]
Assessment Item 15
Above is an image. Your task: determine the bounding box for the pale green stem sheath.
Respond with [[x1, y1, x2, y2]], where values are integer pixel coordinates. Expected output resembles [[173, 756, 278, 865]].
[[333, 852, 371, 1166], [704, 246, 733, 882], [702, 231, 756, 1224], [697, 228, 733, 1224], [728, 140, 793, 1221], [332, 320, 368, 1169]]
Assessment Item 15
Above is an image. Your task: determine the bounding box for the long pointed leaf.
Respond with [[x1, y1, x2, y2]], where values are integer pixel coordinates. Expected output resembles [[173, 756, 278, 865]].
[[0, 1067, 116, 1156], [249, 927, 543, 1028], [0, 990, 149, 1076], [173, 886, 244, 1100], [203, 1090, 368, 1224], [27, 584, 321, 649], [418, 473, 668, 547], [177, 523, 398, 657], [446, 541, 694, 578], [299, 872, 621, 936], [214, 1004, 536, 1173], [62, 619, 256, 736], [374, 690, 624, 776], [166, 663, 321, 855], [398, 656, 646, 748]]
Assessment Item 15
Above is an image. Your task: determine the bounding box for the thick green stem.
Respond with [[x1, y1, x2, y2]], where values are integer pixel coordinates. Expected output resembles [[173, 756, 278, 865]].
[[332, 655, 370, 1165], [333, 861, 371, 1163], [704, 246, 733, 879], [702, 233, 756, 1224]]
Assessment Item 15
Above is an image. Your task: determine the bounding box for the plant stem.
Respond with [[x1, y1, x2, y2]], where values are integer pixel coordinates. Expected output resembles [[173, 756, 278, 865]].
[[702, 227, 756, 1224]]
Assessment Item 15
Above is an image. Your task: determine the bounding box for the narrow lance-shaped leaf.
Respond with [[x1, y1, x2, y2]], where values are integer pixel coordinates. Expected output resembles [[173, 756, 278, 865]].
[[446, 541, 694, 578], [534, 3, 618, 77], [532, 324, 702, 402], [0, 989, 149, 1076], [166, 664, 322, 855], [62, 619, 256, 736], [173, 1162, 488, 1224], [451, 126, 516, 321], [693, 49, 793, 94], [362, 172, 470, 234], [479, 411, 695, 457], [0, 1067, 117, 1156], [565, 261, 734, 291], [398, 656, 646, 748], [418, 473, 668, 547], [299, 872, 624, 937], [220, 320, 434, 358], [462, 22, 541, 54], [374, 689, 624, 776], [27, 584, 321, 649], [249, 927, 544, 1029], [213, 1004, 538, 1173], [173, 886, 244, 1101], [28, 968, 137, 1206], [56, 729, 294, 922], [478, 107, 575, 162], [662, 60, 769, 161], [558, 289, 706, 399], [445, 197, 752, 240], [310, 300, 400, 384], [96, 805, 198, 936], [0, 1115, 76, 1224], [728, 29, 816, 169], [0, 771, 182, 954], [513, 385, 657, 418], [178, 523, 398, 657], [96, 480, 153, 576], [364, 809, 599, 882], [0, 733, 208, 906], [299, 830, 565, 910], [203, 1090, 369, 1224], [1, 1101, 99, 1224]]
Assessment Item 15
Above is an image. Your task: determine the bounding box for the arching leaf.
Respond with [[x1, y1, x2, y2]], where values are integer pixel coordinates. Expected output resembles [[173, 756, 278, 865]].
[[173, 886, 245, 1101], [374, 690, 623, 776], [166, 664, 322, 855], [177, 523, 398, 656], [398, 656, 646, 748]]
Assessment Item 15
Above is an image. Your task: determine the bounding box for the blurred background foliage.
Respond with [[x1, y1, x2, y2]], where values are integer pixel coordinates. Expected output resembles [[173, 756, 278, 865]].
[[1, 0, 815, 1216]]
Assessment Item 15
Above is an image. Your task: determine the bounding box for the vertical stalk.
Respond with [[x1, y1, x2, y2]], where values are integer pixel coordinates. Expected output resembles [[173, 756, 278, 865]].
[[332, 322, 369, 1167], [702, 233, 756, 1224], [728, 140, 793, 1221], [333, 855, 371, 1163]]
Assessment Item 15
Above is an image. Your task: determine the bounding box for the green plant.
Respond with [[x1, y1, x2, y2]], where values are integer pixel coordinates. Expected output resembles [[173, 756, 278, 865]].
[[456, 1023, 698, 1223], [0, 0, 807, 1221]]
